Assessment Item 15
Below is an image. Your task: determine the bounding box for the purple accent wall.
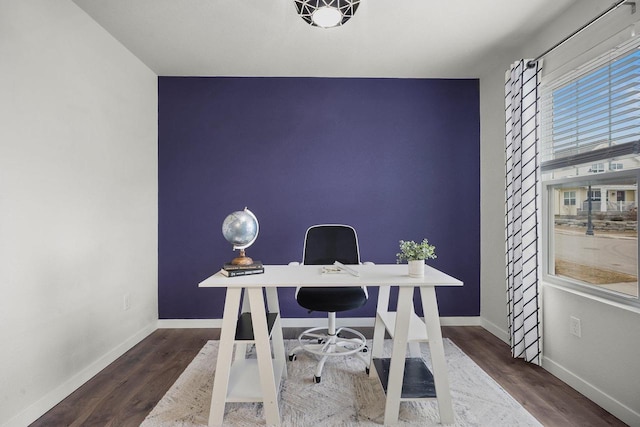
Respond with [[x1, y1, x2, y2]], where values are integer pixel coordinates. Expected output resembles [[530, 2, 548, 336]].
[[158, 77, 480, 319]]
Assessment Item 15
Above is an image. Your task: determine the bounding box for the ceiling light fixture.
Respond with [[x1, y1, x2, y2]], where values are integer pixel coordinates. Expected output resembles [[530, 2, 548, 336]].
[[294, 0, 360, 28]]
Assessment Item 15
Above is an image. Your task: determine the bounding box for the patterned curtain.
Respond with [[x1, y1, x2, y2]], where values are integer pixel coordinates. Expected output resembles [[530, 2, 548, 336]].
[[505, 59, 542, 365]]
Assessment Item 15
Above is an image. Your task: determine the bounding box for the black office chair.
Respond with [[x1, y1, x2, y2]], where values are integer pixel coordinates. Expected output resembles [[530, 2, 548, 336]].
[[288, 224, 370, 383]]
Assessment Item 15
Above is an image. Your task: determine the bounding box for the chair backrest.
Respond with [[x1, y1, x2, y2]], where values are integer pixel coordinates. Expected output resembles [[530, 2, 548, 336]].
[[302, 224, 360, 266]]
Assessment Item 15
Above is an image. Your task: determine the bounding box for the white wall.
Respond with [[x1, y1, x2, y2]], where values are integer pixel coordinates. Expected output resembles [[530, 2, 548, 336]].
[[479, 1, 640, 424], [479, 56, 513, 341], [0, 1, 158, 425]]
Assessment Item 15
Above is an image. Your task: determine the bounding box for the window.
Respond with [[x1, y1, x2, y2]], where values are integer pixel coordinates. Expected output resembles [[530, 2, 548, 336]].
[[542, 38, 640, 303], [563, 191, 576, 205], [546, 173, 638, 299]]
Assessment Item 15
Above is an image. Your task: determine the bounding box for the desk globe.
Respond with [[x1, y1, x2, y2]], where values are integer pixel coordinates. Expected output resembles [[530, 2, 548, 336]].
[[222, 208, 259, 265]]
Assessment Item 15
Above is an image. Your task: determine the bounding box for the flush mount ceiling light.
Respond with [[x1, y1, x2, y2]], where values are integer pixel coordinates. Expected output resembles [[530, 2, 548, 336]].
[[294, 0, 360, 28]]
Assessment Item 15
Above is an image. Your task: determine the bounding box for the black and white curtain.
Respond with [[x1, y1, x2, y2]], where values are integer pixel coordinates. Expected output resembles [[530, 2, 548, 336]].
[[505, 59, 542, 365]]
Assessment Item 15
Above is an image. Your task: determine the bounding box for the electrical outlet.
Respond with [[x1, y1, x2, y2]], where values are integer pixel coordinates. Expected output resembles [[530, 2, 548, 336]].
[[569, 316, 581, 337], [123, 293, 131, 311]]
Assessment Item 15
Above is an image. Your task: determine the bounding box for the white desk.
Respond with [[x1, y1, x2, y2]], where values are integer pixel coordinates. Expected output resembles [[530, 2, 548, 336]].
[[199, 264, 462, 426]]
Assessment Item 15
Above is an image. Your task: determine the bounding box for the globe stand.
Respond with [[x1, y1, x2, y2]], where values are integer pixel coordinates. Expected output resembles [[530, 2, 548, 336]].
[[231, 249, 253, 266]]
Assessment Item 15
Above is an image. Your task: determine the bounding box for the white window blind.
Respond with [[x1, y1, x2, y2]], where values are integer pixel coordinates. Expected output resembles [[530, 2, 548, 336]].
[[541, 37, 640, 171]]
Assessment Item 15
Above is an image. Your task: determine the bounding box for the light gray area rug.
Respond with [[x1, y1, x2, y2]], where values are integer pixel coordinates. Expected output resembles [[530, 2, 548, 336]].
[[141, 339, 542, 426]]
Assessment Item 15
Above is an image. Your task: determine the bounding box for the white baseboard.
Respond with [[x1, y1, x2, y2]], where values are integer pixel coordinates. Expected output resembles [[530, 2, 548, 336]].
[[480, 317, 509, 344], [157, 316, 482, 329], [543, 356, 640, 427], [2, 322, 157, 427], [440, 316, 482, 326]]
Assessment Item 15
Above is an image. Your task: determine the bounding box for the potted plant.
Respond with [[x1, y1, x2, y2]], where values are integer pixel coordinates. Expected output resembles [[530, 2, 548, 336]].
[[396, 238, 437, 277]]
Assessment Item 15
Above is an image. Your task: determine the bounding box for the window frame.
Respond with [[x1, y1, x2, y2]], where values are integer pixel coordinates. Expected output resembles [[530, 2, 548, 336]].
[[542, 169, 640, 308], [540, 35, 640, 308]]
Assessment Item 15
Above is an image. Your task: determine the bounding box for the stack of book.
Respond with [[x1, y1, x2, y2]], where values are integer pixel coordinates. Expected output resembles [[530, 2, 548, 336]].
[[220, 261, 264, 277]]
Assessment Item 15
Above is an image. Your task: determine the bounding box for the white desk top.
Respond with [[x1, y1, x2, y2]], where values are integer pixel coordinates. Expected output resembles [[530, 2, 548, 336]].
[[199, 264, 463, 288]]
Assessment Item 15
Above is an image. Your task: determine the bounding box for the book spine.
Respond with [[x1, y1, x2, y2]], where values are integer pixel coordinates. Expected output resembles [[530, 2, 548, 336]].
[[223, 265, 264, 271], [224, 268, 264, 277]]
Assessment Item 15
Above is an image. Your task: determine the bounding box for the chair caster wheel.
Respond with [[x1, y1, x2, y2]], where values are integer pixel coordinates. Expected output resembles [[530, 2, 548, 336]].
[[288, 354, 296, 361], [365, 367, 370, 374], [313, 375, 321, 383], [362, 346, 369, 353]]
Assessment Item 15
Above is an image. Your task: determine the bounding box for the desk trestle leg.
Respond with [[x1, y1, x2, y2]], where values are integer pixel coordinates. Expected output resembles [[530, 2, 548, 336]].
[[208, 287, 242, 427]]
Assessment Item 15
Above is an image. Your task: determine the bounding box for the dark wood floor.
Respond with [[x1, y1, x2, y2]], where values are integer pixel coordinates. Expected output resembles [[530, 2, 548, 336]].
[[30, 326, 626, 427]]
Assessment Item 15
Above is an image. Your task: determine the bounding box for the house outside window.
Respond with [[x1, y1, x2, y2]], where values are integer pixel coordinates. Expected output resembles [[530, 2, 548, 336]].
[[541, 38, 640, 303]]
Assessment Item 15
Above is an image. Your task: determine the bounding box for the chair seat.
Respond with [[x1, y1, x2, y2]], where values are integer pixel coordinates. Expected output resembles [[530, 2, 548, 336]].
[[297, 286, 367, 312]]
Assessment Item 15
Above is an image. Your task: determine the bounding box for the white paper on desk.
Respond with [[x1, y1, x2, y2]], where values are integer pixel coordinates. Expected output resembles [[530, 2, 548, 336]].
[[321, 266, 344, 274], [333, 261, 360, 277]]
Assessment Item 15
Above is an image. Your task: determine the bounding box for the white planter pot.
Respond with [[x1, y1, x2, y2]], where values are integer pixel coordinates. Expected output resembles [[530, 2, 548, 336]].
[[408, 260, 425, 277]]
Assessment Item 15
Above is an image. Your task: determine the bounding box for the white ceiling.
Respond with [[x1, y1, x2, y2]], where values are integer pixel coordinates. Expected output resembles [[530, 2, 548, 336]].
[[72, 0, 577, 78]]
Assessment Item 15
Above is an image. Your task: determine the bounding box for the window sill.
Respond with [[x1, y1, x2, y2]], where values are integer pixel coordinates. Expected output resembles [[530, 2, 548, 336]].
[[542, 280, 640, 315]]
